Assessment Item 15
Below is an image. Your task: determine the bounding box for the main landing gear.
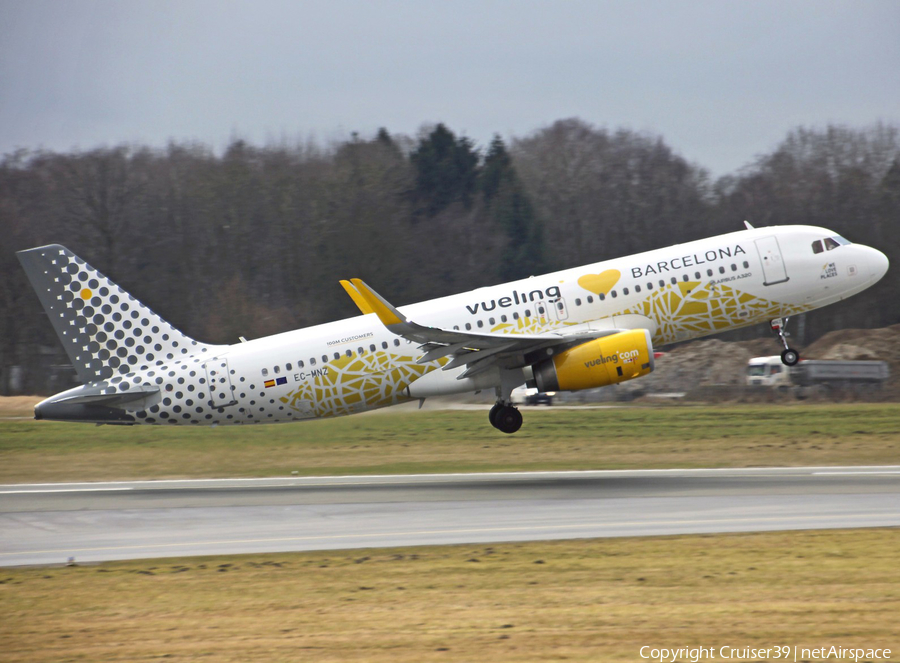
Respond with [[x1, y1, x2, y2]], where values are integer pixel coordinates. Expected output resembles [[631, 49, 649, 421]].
[[489, 369, 527, 434], [489, 401, 523, 434], [770, 317, 800, 366]]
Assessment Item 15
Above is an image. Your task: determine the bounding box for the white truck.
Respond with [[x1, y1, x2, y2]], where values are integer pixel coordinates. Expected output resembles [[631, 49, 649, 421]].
[[510, 386, 556, 406], [746, 356, 889, 390]]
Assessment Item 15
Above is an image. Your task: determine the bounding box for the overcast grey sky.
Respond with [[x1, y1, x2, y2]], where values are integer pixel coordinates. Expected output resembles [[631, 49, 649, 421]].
[[1, 0, 898, 175]]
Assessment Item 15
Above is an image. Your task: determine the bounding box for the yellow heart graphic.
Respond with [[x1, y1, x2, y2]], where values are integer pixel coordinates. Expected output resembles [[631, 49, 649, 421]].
[[578, 270, 620, 295]]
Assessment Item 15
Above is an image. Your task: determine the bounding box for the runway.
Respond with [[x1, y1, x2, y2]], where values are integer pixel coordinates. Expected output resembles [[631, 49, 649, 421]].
[[2, 466, 899, 566]]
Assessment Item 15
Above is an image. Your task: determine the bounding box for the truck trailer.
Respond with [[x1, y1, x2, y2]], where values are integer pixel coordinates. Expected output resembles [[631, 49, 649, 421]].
[[747, 356, 889, 391]]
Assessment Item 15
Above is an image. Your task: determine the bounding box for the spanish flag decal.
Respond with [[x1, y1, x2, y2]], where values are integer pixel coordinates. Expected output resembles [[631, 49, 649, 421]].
[[265, 377, 287, 389], [264, 379, 276, 388]]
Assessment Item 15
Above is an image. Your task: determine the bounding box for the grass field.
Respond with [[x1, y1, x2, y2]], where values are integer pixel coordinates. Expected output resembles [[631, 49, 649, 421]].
[[3, 401, 898, 661], [1, 529, 898, 662], [2, 403, 900, 483]]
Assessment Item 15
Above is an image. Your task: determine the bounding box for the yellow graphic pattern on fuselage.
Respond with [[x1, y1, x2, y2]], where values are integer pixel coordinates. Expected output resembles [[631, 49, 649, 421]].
[[620, 281, 810, 344], [280, 351, 448, 418], [488, 311, 564, 335], [284, 281, 808, 418]]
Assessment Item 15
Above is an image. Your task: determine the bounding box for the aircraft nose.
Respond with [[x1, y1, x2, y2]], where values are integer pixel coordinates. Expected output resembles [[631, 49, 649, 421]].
[[866, 247, 889, 284]]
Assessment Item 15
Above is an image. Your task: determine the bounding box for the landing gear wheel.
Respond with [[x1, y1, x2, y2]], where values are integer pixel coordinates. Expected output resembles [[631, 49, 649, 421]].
[[781, 348, 800, 366], [493, 405, 523, 434], [771, 317, 801, 366], [488, 402, 503, 428]]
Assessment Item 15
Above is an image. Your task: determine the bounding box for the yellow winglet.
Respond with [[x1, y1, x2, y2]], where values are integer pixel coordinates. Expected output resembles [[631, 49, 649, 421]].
[[350, 279, 405, 327], [340, 280, 375, 315]]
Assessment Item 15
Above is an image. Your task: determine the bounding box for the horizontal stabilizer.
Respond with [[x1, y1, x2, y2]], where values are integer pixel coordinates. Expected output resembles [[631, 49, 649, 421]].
[[54, 384, 160, 407], [35, 383, 161, 421]]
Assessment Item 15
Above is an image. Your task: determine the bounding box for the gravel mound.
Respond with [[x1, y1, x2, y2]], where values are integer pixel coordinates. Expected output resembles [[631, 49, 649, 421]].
[[635, 325, 900, 397]]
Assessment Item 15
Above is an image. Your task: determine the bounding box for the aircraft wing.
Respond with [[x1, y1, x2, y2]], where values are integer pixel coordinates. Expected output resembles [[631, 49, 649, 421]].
[[344, 279, 618, 379]]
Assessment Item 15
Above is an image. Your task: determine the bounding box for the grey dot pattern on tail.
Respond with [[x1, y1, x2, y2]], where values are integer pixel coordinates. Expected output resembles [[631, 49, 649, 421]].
[[38, 246, 211, 383]]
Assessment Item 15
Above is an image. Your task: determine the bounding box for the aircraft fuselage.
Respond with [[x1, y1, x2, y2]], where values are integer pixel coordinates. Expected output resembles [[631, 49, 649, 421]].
[[19, 224, 888, 428]]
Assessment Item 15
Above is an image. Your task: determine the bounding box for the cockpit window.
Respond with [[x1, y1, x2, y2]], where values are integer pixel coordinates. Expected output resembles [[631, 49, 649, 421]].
[[814, 236, 848, 253]]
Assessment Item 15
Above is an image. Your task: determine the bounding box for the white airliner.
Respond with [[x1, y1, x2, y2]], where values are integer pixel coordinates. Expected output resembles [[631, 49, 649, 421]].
[[18, 223, 888, 433]]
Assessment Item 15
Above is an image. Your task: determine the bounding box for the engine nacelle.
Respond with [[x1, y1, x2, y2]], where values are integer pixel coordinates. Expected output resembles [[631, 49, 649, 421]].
[[533, 329, 655, 392]]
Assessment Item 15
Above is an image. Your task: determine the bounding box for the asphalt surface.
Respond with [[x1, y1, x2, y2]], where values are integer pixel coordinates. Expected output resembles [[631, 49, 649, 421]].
[[1, 467, 899, 566]]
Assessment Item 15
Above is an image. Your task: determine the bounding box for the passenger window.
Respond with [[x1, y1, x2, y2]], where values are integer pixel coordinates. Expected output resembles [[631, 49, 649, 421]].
[[310, 357, 316, 366], [501, 315, 508, 322], [286, 363, 292, 371], [707, 269, 713, 277], [465, 323, 472, 330], [393, 339, 400, 346], [623, 287, 630, 296], [261, 368, 269, 377], [357, 348, 364, 355], [575, 298, 582, 306], [298, 360, 304, 368], [369, 344, 376, 352], [599, 293, 605, 301], [477, 320, 484, 328], [274, 365, 280, 374], [489, 317, 496, 324], [646, 282, 653, 290], [719, 266, 726, 274], [381, 342, 388, 349], [694, 272, 701, 279], [346, 349, 352, 357], [635, 285, 641, 293], [611, 290, 618, 298], [812, 240, 824, 254], [659, 279, 665, 288], [670, 277, 677, 285], [824, 237, 840, 251], [682, 274, 689, 282], [453, 325, 459, 330], [514, 312, 521, 319], [731, 264, 737, 271], [586, 296, 593, 304], [557, 301, 564, 310], [322, 355, 328, 363], [743, 261, 749, 268]]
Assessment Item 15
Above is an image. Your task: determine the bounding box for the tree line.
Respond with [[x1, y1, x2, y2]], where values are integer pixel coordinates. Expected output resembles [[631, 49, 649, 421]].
[[1, 119, 898, 394]]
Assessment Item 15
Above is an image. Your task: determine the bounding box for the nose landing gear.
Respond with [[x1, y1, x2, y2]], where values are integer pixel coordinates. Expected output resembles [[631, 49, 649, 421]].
[[770, 318, 800, 366]]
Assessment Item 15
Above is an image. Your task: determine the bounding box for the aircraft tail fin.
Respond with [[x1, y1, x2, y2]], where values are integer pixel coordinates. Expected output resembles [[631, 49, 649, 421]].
[[17, 244, 216, 384]]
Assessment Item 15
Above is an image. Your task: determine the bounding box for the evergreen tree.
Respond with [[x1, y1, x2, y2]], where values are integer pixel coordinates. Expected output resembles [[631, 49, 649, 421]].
[[481, 136, 544, 280], [410, 124, 479, 216]]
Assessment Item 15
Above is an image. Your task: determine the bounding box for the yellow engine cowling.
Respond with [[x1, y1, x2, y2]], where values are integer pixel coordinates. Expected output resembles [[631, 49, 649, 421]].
[[532, 329, 655, 392]]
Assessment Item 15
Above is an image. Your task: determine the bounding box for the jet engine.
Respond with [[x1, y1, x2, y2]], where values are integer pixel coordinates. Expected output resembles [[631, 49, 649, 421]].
[[532, 329, 655, 392]]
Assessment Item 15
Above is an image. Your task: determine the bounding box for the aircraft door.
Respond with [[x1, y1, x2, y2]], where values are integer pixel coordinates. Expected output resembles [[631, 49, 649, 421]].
[[755, 236, 789, 286], [204, 359, 237, 408], [551, 296, 569, 321]]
